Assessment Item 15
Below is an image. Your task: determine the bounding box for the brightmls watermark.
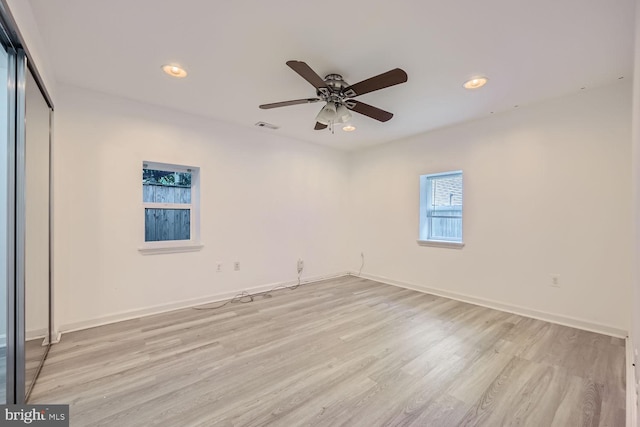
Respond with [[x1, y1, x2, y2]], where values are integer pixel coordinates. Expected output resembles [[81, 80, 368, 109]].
[[1, 405, 68, 426]]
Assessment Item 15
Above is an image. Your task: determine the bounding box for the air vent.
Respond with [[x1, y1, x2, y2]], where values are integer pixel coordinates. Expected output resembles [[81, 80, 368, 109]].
[[255, 122, 279, 130]]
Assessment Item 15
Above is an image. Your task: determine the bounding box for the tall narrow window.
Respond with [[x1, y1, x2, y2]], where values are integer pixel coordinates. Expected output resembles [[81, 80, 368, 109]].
[[141, 162, 201, 253], [419, 171, 463, 246]]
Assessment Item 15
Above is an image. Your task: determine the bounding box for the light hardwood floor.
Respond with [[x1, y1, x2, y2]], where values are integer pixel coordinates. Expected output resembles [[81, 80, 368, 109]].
[[29, 276, 625, 426]]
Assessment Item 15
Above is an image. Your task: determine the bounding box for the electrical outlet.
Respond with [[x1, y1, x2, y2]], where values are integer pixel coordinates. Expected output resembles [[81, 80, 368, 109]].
[[297, 259, 304, 274], [550, 274, 560, 288], [216, 262, 222, 272], [234, 261, 240, 271]]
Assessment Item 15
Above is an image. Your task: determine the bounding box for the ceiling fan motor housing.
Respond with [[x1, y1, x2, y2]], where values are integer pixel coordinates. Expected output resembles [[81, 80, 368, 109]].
[[318, 74, 349, 101]]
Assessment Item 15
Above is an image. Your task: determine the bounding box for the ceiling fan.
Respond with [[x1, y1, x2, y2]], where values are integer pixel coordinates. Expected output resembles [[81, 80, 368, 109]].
[[259, 60, 408, 130]]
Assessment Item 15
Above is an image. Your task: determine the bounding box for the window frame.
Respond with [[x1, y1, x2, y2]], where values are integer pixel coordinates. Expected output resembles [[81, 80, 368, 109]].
[[418, 170, 465, 249], [139, 161, 202, 254]]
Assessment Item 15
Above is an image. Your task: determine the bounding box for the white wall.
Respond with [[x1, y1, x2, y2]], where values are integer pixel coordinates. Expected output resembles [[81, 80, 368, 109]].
[[349, 80, 632, 334], [55, 81, 632, 335], [52, 85, 350, 331]]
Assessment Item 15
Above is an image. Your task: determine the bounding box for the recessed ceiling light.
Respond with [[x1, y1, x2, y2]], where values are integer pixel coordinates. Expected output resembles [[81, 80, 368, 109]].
[[343, 125, 356, 132], [162, 64, 187, 78], [463, 77, 488, 90]]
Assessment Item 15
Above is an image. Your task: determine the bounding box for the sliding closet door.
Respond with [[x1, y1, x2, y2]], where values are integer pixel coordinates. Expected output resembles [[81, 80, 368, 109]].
[[0, 41, 11, 404], [22, 65, 50, 400], [0, 10, 54, 403]]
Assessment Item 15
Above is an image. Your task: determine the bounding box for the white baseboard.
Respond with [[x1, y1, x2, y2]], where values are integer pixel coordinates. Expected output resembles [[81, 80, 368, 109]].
[[26, 327, 47, 341], [56, 271, 350, 337], [56, 269, 625, 340], [627, 336, 637, 427], [49, 331, 62, 345], [42, 331, 62, 346], [356, 272, 627, 338]]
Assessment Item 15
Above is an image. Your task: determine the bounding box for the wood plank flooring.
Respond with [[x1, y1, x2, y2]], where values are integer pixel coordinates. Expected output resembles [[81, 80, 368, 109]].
[[29, 276, 626, 426]]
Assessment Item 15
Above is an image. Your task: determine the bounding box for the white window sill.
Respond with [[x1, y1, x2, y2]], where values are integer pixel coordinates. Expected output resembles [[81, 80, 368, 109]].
[[138, 243, 203, 255], [417, 239, 465, 249]]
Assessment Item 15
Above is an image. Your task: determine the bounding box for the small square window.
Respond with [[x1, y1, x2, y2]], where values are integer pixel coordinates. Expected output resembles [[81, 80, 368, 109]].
[[140, 162, 201, 254], [419, 171, 463, 245]]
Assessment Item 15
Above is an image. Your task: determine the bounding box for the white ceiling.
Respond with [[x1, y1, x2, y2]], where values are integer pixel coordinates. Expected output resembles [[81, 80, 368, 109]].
[[28, 0, 635, 150]]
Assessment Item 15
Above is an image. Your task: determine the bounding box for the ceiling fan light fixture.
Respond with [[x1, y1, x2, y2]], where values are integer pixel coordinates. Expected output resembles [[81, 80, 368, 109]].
[[463, 76, 488, 89], [342, 125, 356, 132], [316, 103, 338, 125], [162, 64, 188, 78], [336, 104, 352, 124]]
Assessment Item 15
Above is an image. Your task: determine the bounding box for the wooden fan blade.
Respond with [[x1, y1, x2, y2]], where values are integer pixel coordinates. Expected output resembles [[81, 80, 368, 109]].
[[259, 98, 320, 109], [343, 68, 407, 98], [344, 100, 394, 122], [314, 122, 328, 130], [286, 60, 329, 93]]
